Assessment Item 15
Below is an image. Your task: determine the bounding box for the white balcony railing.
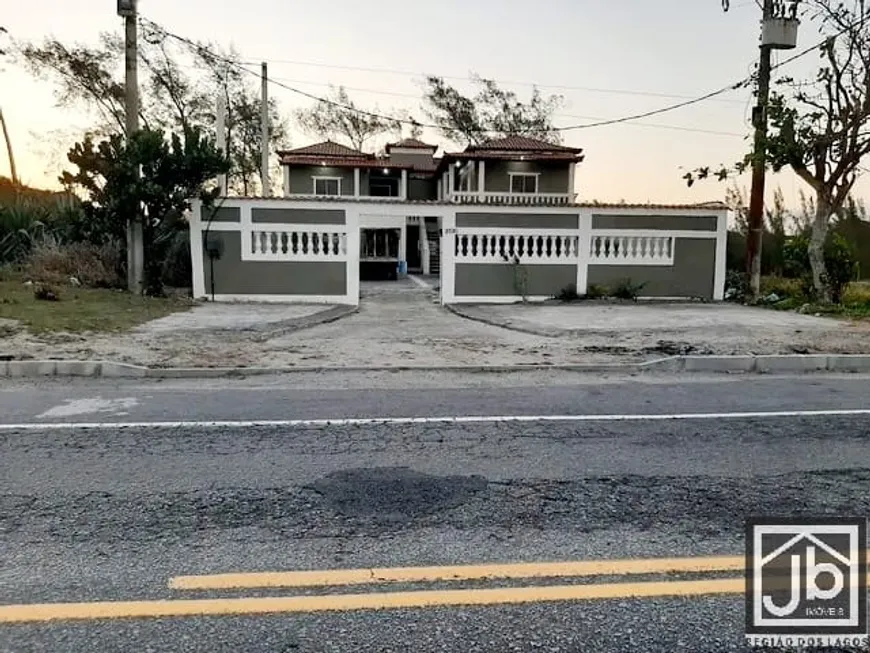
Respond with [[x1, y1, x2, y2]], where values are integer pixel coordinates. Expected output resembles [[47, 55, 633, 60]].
[[448, 191, 574, 206]]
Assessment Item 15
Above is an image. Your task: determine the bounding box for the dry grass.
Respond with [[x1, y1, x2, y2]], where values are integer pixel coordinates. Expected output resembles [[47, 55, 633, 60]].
[[0, 269, 193, 333]]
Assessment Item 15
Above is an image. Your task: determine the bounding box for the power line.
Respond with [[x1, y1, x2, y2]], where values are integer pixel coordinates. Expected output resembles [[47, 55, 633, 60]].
[[264, 74, 746, 137], [138, 14, 864, 136], [236, 56, 748, 106]]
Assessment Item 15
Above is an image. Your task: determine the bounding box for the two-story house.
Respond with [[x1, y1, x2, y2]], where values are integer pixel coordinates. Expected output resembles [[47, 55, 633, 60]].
[[189, 135, 728, 305], [276, 136, 585, 280]]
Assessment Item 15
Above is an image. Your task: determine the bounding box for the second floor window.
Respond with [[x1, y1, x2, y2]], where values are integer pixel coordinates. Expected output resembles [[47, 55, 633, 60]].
[[314, 177, 341, 196], [510, 173, 538, 194]]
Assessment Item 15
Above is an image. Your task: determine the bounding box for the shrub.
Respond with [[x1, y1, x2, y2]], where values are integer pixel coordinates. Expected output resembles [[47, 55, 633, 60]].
[[784, 233, 856, 303], [725, 270, 748, 301], [24, 241, 124, 289], [610, 278, 646, 301], [555, 283, 581, 302], [33, 284, 59, 301], [842, 282, 870, 307], [585, 283, 608, 299], [760, 276, 803, 300]]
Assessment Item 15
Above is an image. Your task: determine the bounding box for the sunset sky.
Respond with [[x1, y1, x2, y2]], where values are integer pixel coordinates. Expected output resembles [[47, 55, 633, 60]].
[[1, 0, 867, 207]]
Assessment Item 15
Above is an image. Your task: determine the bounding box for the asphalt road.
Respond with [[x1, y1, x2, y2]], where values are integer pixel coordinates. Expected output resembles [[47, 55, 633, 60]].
[[1, 372, 870, 652]]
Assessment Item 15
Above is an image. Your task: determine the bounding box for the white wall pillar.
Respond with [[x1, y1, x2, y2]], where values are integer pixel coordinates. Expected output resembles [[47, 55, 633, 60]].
[[477, 160, 485, 196], [421, 222, 430, 275], [400, 169, 408, 200], [437, 178, 442, 200], [440, 211, 456, 304], [447, 166, 454, 197], [345, 208, 360, 305], [354, 168, 361, 198], [189, 199, 205, 299], [576, 208, 591, 295], [713, 210, 728, 301], [399, 222, 407, 272], [283, 165, 290, 197], [568, 162, 576, 200]]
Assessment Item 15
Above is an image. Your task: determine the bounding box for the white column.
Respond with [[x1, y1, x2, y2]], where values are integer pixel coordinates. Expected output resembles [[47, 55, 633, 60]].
[[354, 168, 361, 198], [477, 160, 485, 197], [345, 209, 360, 306], [239, 201, 253, 257], [189, 199, 206, 299], [713, 210, 728, 301], [400, 169, 408, 200], [421, 222, 430, 275], [437, 178, 442, 200], [447, 167, 454, 197], [568, 162, 576, 200], [440, 211, 456, 304], [576, 207, 591, 295], [282, 166, 290, 196], [399, 222, 408, 272]]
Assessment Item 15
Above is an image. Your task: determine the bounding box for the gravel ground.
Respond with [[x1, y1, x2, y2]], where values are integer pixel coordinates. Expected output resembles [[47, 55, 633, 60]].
[[3, 282, 869, 368]]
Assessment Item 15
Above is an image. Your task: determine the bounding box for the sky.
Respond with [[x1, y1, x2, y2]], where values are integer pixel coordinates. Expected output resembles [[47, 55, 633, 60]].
[[1, 0, 868, 208]]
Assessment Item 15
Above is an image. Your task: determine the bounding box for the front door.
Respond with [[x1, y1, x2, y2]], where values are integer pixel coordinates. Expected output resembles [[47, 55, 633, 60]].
[[406, 224, 421, 271]]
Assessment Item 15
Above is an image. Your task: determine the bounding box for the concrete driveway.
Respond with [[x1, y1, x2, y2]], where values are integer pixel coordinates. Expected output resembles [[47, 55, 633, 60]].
[[450, 300, 870, 356]]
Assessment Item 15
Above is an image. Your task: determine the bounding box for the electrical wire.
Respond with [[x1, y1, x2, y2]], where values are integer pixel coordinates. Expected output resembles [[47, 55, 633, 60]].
[[138, 11, 868, 135]]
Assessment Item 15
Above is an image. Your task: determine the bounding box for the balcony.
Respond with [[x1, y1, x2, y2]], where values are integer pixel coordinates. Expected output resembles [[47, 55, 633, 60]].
[[447, 191, 575, 206]]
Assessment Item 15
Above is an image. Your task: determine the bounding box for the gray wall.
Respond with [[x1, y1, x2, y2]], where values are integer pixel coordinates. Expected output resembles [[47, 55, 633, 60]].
[[251, 208, 345, 224], [200, 206, 239, 222], [409, 177, 437, 200], [287, 166, 354, 196], [483, 161, 571, 194], [201, 231, 347, 296], [587, 238, 716, 299], [455, 264, 576, 297], [591, 214, 718, 231], [457, 212, 579, 229]]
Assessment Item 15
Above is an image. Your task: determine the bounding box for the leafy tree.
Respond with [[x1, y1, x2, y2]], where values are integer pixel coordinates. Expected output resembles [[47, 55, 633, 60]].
[[15, 28, 288, 195], [60, 127, 228, 295], [421, 74, 563, 146], [685, 0, 870, 303], [295, 85, 402, 152]]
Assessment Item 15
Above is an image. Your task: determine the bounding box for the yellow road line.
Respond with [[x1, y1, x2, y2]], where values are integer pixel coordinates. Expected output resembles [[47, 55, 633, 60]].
[[169, 555, 746, 590], [0, 578, 745, 624]]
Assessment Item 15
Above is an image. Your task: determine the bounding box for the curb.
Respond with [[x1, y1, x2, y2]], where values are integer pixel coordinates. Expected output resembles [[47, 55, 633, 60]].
[[3, 355, 870, 378]]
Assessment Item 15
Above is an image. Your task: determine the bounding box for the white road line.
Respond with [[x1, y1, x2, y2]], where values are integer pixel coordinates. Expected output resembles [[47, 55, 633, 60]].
[[1, 409, 870, 430]]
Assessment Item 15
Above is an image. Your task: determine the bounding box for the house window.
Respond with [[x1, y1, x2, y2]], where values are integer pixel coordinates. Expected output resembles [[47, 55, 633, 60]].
[[313, 177, 341, 196], [509, 173, 538, 194]]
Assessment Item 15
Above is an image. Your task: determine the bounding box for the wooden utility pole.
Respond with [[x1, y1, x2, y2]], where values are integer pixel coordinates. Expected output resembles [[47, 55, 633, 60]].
[[746, 0, 775, 303], [260, 62, 270, 196], [119, 0, 144, 294]]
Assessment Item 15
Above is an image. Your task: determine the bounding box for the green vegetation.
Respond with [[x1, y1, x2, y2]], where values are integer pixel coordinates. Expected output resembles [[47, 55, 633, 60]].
[[0, 269, 192, 333]]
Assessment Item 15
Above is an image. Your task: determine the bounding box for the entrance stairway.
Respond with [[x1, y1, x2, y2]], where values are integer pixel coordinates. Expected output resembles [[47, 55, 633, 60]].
[[425, 220, 441, 276]]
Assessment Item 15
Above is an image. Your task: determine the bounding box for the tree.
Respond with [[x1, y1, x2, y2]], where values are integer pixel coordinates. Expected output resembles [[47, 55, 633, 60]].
[[294, 86, 401, 152], [60, 127, 228, 295], [685, 0, 870, 302], [421, 74, 564, 146], [15, 29, 288, 195]]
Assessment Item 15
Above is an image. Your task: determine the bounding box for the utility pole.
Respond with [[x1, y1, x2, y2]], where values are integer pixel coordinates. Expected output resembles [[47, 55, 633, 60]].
[[216, 94, 228, 196], [119, 0, 144, 294], [0, 108, 18, 186], [745, 0, 775, 303], [260, 61, 270, 196]]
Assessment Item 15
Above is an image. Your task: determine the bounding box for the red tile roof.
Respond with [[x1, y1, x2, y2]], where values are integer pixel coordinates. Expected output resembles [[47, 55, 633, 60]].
[[468, 136, 583, 154], [386, 138, 438, 152], [277, 155, 413, 170], [277, 141, 368, 158]]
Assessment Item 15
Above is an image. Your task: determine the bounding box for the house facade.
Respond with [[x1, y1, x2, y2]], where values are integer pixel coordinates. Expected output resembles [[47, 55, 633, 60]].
[[189, 136, 728, 305]]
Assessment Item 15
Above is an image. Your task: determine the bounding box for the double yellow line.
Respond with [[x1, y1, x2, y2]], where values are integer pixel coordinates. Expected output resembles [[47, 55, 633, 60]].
[[1, 555, 748, 624]]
